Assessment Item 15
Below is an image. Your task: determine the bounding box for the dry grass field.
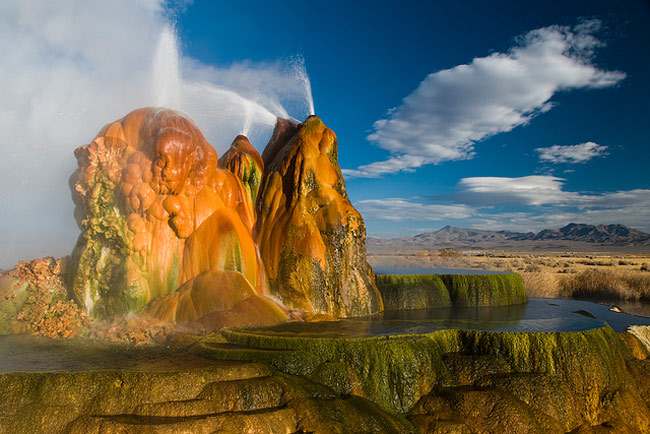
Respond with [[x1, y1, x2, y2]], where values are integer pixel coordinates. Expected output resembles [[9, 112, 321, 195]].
[[368, 249, 650, 302]]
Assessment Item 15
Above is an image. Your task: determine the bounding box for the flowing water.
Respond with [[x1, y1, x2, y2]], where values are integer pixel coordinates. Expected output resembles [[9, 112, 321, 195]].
[[148, 24, 317, 149]]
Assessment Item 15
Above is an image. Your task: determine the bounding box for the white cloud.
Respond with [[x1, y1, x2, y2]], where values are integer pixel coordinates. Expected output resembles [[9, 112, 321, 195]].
[[355, 198, 474, 222], [0, 0, 313, 268], [342, 155, 435, 178], [347, 19, 625, 178], [536, 141, 609, 163], [363, 185, 650, 237], [451, 175, 582, 206], [450, 176, 650, 211]]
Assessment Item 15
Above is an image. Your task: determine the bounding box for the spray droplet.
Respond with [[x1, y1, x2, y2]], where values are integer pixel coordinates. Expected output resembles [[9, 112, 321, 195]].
[[152, 25, 181, 109], [291, 56, 315, 116]]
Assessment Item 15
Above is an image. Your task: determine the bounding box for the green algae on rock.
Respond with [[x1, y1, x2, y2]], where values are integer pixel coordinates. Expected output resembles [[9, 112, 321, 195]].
[[440, 273, 527, 307], [201, 324, 647, 432], [0, 355, 409, 433], [376, 274, 451, 310], [2, 326, 650, 433], [0, 276, 29, 334], [376, 272, 527, 310], [218, 135, 264, 206]]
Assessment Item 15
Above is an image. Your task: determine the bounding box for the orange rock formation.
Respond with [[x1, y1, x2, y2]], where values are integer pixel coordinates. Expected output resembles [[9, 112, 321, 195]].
[[67, 108, 376, 326], [68, 108, 270, 321], [218, 135, 264, 206], [255, 116, 382, 317]]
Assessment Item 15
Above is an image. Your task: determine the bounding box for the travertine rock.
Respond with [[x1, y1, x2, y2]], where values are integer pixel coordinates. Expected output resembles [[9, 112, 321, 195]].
[[68, 108, 263, 319], [255, 115, 382, 317], [218, 135, 264, 206]]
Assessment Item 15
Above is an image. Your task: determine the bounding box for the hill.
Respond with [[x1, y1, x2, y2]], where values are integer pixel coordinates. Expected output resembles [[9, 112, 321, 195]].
[[367, 223, 650, 253]]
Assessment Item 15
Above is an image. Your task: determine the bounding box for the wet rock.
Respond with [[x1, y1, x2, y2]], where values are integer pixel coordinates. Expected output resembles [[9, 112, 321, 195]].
[[376, 274, 452, 310], [67, 108, 263, 319], [0, 360, 409, 434], [255, 116, 382, 317], [218, 135, 264, 206], [213, 325, 650, 432]]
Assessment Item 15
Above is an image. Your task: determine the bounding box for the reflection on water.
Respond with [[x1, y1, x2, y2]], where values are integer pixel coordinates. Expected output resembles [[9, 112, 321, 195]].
[[607, 300, 650, 318], [374, 266, 509, 275], [251, 299, 650, 339], [4, 299, 650, 373]]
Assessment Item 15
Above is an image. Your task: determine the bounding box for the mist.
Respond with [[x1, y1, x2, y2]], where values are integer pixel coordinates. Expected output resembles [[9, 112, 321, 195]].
[[0, 0, 313, 268]]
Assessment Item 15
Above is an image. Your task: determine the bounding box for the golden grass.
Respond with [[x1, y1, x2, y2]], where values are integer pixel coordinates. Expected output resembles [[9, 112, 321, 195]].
[[559, 269, 650, 301], [520, 272, 561, 298]]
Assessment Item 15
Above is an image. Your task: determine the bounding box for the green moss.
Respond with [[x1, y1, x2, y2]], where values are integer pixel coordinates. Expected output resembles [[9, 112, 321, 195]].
[[374, 272, 526, 310], [376, 274, 451, 310], [202, 325, 626, 416], [440, 273, 527, 307], [299, 116, 321, 136], [68, 172, 132, 319]]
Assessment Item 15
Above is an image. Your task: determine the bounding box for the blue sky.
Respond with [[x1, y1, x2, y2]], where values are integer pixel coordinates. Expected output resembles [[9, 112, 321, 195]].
[[0, 0, 648, 266], [173, 0, 650, 237]]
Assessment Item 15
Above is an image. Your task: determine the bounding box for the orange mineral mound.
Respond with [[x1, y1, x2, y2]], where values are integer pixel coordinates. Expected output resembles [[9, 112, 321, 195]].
[[218, 135, 264, 206], [146, 269, 286, 325], [66, 108, 380, 327], [255, 116, 383, 317], [68, 108, 262, 319]]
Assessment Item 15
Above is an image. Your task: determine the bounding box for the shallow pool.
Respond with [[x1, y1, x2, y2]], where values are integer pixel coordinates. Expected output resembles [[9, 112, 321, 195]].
[[248, 298, 650, 339]]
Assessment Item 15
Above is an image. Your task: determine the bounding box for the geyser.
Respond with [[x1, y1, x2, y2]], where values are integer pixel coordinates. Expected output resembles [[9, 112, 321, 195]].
[[292, 56, 315, 116], [153, 25, 181, 110], [0, 6, 319, 269], [63, 107, 376, 328]]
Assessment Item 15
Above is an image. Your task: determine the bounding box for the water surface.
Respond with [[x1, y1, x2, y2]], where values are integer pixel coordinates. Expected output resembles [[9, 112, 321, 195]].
[[0, 335, 217, 373], [374, 266, 509, 275], [248, 298, 650, 339]]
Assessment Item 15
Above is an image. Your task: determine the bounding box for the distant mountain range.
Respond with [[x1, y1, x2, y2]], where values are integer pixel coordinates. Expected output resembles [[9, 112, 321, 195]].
[[367, 223, 650, 252]]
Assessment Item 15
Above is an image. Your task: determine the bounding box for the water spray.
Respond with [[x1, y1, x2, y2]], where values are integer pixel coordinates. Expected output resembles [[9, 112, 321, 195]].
[[152, 25, 182, 109], [291, 56, 315, 116]]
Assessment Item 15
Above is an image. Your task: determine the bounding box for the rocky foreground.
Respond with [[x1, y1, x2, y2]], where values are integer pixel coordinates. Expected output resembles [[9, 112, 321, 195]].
[[2, 325, 650, 433]]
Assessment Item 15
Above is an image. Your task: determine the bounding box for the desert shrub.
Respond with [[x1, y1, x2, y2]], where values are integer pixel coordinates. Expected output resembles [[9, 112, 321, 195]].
[[579, 259, 616, 266], [560, 269, 650, 301], [438, 248, 462, 258], [641, 263, 649, 272], [525, 264, 542, 273]]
